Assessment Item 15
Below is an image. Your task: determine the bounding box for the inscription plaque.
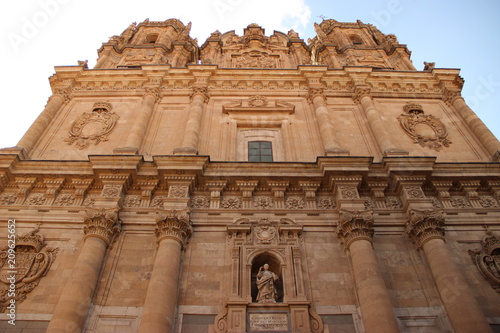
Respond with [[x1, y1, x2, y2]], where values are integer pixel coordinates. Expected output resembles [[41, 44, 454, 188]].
[[249, 313, 288, 332]]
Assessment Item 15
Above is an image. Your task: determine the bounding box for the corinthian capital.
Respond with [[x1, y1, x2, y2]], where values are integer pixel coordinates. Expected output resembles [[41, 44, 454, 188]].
[[306, 88, 325, 104], [155, 209, 192, 247], [337, 210, 374, 249], [406, 209, 445, 248], [352, 86, 371, 104], [190, 87, 209, 103], [83, 208, 122, 245]]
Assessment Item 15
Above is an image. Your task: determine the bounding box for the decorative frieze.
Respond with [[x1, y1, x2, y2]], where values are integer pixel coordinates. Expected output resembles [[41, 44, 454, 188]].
[[406, 209, 445, 248], [123, 195, 142, 207], [220, 196, 242, 209], [0, 226, 58, 312], [155, 209, 192, 246], [190, 195, 210, 209], [83, 208, 122, 245], [285, 196, 305, 209], [253, 196, 274, 209], [54, 193, 76, 206], [0, 192, 16, 205], [337, 210, 374, 248], [316, 196, 336, 209]]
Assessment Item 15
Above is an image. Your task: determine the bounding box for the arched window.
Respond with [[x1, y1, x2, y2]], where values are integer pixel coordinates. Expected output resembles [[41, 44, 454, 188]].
[[145, 34, 159, 44], [350, 35, 363, 45]]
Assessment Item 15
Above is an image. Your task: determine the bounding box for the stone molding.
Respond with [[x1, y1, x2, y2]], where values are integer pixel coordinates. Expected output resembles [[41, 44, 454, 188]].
[[337, 209, 374, 248], [83, 208, 122, 245], [406, 209, 445, 248], [155, 209, 192, 247]]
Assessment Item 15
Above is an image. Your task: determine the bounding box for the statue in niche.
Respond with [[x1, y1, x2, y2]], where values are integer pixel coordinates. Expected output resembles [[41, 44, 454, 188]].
[[256, 264, 279, 303]]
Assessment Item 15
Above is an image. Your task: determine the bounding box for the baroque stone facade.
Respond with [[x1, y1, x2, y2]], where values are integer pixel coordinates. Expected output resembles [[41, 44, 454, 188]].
[[0, 18, 500, 333]]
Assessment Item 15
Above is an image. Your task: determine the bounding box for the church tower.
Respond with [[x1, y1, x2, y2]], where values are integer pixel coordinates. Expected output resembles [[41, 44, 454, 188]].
[[0, 18, 499, 333]]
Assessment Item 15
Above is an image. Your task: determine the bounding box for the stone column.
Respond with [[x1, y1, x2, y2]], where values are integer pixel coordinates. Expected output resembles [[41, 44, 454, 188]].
[[307, 88, 349, 155], [138, 209, 192, 333], [406, 209, 492, 333], [337, 210, 400, 333], [115, 87, 160, 154], [445, 91, 500, 160], [17, 92, 68, 156], [46, 208, 121, 333], [354, 86, 408, 156], [174, 87, 209, 155]]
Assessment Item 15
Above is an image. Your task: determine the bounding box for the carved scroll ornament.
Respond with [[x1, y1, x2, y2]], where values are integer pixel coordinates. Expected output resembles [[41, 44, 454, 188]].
[[398, 103, 451, 151], [469, 231, 500, 293], [65, 102, 119, 149], [0, 226, 58, 312]]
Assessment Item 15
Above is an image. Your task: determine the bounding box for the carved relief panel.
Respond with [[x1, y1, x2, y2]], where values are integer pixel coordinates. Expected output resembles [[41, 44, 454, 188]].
[[65, 102, 119, 150], [398, 103, 451, 151], [0, 226, 58, 312]]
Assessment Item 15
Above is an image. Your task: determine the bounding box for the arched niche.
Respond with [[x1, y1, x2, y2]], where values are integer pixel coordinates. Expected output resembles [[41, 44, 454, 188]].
[[250, 252, 284, 303]]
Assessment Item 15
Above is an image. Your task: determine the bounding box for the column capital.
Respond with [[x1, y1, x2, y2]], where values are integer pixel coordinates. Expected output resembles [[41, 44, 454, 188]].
[[337, 209, 374, 249], [442, 88, 462, 106], [406, 209, 445, 248], [52, 87, 72, 104], [190, 87, 209, 103], [144, 86, 162, 102], [155, 209, 192, 247], [306, 88, 325, 104], [352, 85, 371, 104], [83, 208, 122, 245]]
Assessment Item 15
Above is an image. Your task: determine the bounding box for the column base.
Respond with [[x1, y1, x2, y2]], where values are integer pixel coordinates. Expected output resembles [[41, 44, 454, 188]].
[[173, 147, 198, 155], [383, 148, 409, 156], [113, 147, 138, 154], [325, 148, 350, 156]]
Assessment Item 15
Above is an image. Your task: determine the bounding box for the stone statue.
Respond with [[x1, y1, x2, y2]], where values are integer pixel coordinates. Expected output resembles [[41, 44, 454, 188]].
[[256, 264, 278, 303]]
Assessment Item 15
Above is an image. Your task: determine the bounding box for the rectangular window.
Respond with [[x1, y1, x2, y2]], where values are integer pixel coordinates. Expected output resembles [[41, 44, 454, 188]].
[[248, 141, 273, 162]]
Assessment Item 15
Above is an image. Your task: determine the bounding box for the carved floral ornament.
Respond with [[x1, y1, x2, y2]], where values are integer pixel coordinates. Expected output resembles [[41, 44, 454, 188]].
[[155, 209, 192, 246], [406, 209, 445, 248], [398, 103, 451, 151], [469, 230, 500, 293], [65, 102, 119, 150], [337, 210, 374, 248], [83, 208, 122, 245], [0, 226, 58, 312]]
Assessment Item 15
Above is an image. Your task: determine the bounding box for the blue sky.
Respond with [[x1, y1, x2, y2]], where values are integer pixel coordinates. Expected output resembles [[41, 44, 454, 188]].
[[1, 0, 499, 149]]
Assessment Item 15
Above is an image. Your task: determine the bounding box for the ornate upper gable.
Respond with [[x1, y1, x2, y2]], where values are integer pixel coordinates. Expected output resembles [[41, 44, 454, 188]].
[[96, 19, 198, 68], [200, 23, 311, 68]]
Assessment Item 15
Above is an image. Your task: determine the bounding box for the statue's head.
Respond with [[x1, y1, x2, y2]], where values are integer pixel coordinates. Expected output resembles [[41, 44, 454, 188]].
[[263, 264, 269, 270]]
